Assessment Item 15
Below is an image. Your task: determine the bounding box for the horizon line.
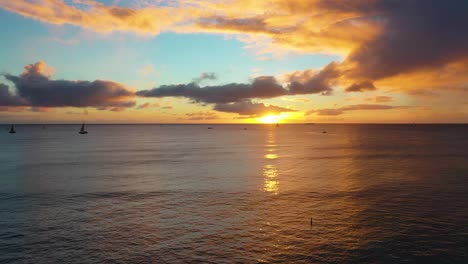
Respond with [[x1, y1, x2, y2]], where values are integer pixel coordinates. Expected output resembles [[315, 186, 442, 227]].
[[2, 123, 468, 125]]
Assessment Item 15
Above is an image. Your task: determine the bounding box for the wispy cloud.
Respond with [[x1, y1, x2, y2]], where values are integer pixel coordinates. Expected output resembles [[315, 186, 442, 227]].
[[183, 111, 219, 120], [214, 101, 295, 116], [136, 102, 160, 109], [192, 72, 217, 84], [139, 64, 156, 77], [365, 96, 393, 103], [281, 97, 310, 103], [307, 104, 410, 116]]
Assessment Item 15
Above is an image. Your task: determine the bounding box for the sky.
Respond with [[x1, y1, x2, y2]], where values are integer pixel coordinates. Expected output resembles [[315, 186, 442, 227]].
[[0, 0, 467, 124]]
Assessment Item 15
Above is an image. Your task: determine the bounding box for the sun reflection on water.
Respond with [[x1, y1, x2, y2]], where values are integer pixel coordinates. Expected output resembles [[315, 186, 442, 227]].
[[263, 129, 280, 194], [263, 164, 279, 193], [264, 153, 278, 160]]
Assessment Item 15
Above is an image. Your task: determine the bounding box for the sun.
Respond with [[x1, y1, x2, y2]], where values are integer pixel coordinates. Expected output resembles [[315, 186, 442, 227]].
[[259, 114, 282, 124]]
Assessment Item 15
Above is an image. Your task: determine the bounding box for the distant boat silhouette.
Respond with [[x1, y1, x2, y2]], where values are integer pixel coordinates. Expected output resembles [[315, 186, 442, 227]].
[[79, 123, 88, 134], [207, 127, 213, 129], [9, 125, 16, 134], [322, 131, 327, 134]]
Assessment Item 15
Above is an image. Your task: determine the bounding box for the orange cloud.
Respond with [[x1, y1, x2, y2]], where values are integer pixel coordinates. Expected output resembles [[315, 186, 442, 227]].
[[0, 0, 381, 55], [0, 0, 197, 35], [376, 60, 468, 93]]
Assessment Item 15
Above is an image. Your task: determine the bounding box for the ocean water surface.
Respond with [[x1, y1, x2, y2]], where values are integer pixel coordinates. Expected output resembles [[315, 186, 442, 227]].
[[0, 124, 467, 263]]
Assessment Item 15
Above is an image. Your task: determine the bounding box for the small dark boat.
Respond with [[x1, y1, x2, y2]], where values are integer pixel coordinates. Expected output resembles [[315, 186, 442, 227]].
[[9, 125, 16, 134], [79, 123, 88, 134], [207, 127, 213, 129], [322, 131, 327, 134]]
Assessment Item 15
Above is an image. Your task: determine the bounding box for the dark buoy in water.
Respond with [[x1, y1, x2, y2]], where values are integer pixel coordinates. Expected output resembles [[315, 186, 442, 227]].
[[79, 123, 88, 134], [322, 131, 327, 133], [9, 124, 16, 134]]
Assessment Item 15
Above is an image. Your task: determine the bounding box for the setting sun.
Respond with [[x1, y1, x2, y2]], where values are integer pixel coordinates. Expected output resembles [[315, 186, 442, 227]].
[[259, 114, 282, 124]]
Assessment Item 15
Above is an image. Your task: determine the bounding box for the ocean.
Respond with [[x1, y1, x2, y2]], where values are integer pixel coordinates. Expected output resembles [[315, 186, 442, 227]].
[[0, 124, 467, 263]]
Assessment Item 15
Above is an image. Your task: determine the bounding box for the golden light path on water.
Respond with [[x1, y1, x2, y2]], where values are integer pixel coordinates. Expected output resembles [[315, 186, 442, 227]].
[[263, 127, 279, 194]]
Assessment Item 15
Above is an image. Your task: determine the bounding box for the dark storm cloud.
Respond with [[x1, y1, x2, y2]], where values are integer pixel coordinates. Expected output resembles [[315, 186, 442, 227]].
[[345, 81, 376, 92], [265, 0, 468, 94], [287, 62, 339, 95], [214, 100, 295, 116], [343, 0, 468, 80], [137, 76, 289, 103], [137, 69, 340, 105], [138, 75, 299, 115], [0, 83, 28, 106], [2, 62, 136, 108], [294, 0, 468, 93]]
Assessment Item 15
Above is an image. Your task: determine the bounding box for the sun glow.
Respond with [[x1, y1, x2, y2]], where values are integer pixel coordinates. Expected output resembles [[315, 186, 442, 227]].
[[259, 114, 282, 124]]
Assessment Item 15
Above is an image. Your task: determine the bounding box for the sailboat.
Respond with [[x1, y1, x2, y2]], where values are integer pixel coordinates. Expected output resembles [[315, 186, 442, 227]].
[[79, 123, 88, 134], [9, 124, 16, 134]]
